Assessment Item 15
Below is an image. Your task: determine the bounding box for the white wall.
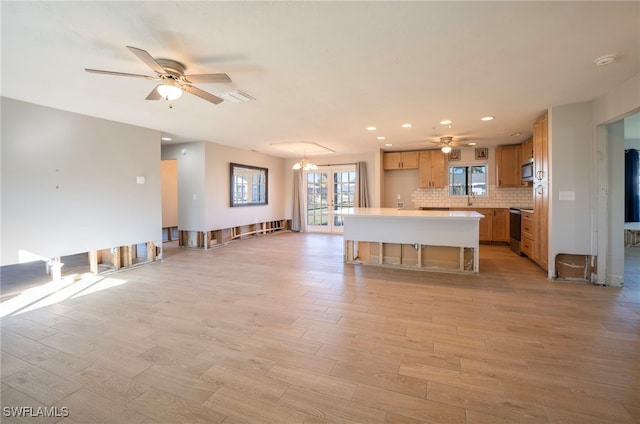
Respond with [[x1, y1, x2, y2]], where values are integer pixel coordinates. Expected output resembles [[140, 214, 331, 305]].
[[607, 121, 626, 285], [1, 98, 161, 265], [385, 170, 419, 208], [162, 141, 286, 232], [549, 102, 594, 273], [204, 142, 285, 229], [625, 139, 640, 149]]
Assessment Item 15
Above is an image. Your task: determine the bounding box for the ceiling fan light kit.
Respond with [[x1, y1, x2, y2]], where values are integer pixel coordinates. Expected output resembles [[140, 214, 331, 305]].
[[157, 81, 183, 101]]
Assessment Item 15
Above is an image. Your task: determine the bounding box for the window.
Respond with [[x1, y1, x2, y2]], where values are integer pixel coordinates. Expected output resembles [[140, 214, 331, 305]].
[[449, 165, 487, 196]]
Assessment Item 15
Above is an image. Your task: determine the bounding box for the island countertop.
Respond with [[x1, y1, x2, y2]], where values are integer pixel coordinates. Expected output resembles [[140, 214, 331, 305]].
[[339, 208, 484, 220]]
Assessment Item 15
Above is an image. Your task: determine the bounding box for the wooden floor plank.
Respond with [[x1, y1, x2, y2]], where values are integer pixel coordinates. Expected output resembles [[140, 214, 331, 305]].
[[0, 233, 638, 423]]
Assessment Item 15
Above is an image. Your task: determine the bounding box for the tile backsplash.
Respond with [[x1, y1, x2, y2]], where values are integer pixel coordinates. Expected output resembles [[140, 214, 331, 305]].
[[411, 185, 533, 209]]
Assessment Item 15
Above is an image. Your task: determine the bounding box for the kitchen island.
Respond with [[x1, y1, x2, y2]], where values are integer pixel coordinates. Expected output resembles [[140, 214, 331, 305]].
[[341, 208, 484, 273]]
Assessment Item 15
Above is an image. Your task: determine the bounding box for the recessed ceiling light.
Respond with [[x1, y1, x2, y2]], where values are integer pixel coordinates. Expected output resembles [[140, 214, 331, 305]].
[[366, 126, 376, 131], [481, 116, 495, 121], [377, 136, 386, 140], [402, 123, 412, 128], [594, 54, 616, 66], [385, 143, 393, 147], [161, 137, 172, 141], [510, 132, 522, 137], [439, 120, 452, 125], [468, 142, 477, 146]]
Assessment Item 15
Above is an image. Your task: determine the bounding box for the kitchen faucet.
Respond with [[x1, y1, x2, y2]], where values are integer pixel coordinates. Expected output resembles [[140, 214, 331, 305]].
[[467, 191, 475, 206]]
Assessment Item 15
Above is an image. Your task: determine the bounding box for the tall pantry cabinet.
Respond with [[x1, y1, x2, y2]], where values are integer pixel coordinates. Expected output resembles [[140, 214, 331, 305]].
[[533, 112, 549, 271]]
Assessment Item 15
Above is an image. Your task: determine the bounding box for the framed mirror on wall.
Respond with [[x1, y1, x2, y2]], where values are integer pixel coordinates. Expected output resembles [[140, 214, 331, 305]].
[[230, 163, 268, 207]]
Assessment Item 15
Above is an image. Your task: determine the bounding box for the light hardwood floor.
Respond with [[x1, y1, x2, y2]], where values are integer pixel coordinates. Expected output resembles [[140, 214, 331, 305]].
[[1, 232, 638, 423]]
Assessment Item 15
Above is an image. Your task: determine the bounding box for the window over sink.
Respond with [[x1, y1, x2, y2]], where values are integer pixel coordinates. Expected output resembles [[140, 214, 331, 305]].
[[449, 165, 488, 196]]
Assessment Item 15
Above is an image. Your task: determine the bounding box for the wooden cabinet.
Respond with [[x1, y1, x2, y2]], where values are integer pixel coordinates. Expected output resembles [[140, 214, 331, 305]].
[[492, 208, 509, 243], [450, 208, 509, 243], [521, 138, 533, 163], [475, 208, 494, 242], [418, 150, 446, 188], [521, 211, 535, 258], [383, 151, 419, 170], [533, 112, 549, 271], [495, 144, 522, 187]]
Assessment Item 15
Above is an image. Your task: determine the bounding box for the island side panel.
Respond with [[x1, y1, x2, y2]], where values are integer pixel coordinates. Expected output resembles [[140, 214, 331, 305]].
[[342, 213, 481, 272], [343, 215, 480, 248]]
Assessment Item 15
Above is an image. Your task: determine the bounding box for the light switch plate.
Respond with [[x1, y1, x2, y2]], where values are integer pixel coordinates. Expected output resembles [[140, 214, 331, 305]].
[[559, 191, 575, 201]]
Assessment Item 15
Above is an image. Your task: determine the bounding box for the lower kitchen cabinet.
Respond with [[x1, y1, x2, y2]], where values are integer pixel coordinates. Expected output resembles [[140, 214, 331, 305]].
[[492, 208, 509, 243], [450, 208, 509, 243], [521, 211, 535, 258]]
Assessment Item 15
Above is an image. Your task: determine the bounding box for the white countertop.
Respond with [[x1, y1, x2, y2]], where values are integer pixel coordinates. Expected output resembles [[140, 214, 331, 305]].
[[339, 208, 484, 219], [625, 222, 640, 231]]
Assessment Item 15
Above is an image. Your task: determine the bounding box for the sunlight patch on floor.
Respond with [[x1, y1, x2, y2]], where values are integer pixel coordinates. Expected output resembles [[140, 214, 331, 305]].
[[0, 273, 127, 318]]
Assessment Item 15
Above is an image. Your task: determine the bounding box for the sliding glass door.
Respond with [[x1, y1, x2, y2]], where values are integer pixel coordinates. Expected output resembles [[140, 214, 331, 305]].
[[306, 165, 356, 233]]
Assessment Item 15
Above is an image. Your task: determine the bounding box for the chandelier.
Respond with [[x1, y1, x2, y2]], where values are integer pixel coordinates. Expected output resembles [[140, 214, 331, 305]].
[[292, 156, 318, 171]]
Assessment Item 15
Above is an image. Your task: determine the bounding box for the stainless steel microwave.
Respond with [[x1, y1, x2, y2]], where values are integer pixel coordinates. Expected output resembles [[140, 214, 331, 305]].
[[522, 159, 534, 182]]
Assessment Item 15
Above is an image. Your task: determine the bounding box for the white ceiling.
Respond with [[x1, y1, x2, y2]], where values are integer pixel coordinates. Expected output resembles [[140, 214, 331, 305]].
[[2, 2, 638, 157]]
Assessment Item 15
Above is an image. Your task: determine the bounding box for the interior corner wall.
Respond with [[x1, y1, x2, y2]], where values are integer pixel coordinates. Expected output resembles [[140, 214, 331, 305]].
[[607, 121, 625, 286], [204, 143, 285, 230], [161, 142, 206, 231], [548, 102, 594, 275], [1, 97, 161, 266]]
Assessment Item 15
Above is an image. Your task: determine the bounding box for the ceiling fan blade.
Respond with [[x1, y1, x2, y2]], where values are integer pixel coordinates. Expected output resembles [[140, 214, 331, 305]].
[[183, 85, 223, 104], [85, 68, 156, 80], [145, 85, 162, 100], [127, 46, 166, 75], [184, 73, 232, 84]]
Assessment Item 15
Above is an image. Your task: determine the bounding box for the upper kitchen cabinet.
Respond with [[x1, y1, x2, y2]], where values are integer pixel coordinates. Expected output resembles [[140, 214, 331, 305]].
[[521, 138, 533, 163], [418, 150, 446, 189], [495, 144, 522, 187], [383, 151, 419, 170]]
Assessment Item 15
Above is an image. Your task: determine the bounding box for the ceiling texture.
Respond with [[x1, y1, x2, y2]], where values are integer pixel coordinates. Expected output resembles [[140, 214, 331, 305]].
[[1, 1, 639, 157]]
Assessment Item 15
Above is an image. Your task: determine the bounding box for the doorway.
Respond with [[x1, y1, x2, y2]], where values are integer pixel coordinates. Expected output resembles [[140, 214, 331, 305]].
[[623, 112, 640, 282], [161, 159, 179, 242], [305, 165, 356, 234]]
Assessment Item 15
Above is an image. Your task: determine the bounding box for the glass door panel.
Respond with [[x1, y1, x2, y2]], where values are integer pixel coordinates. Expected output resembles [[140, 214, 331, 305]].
[[306, 171, 329, 232], [306, 166, 356, 233]]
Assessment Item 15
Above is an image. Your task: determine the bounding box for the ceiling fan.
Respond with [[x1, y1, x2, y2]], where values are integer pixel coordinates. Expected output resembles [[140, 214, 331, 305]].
[[85, 46, 231, 104], [429, 136, 460, 153]]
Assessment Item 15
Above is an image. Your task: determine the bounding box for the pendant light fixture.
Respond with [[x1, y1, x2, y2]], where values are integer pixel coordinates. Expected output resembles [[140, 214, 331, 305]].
[[292, 153, 318, 171]]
